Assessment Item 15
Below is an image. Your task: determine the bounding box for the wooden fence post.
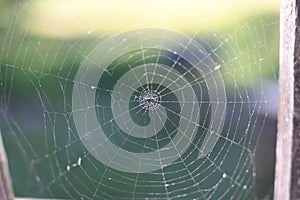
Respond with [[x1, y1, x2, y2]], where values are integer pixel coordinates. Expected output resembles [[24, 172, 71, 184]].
[[275, 0, 300, 199], [0, 130, 14, 200]]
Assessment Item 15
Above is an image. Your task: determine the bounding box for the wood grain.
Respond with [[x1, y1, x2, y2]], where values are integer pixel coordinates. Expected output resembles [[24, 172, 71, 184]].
[[0, 130, 14, 200], [275, 0, 300, 199]]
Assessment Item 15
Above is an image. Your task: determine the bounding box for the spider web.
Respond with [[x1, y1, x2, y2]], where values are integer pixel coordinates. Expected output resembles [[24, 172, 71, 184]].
[[0, 1, 279, 199]]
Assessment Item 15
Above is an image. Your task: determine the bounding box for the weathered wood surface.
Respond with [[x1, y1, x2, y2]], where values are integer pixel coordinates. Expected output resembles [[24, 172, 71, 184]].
[[291, 0, 300, 198], [275, 0, 300, 199], [0, 130, 14, 200]]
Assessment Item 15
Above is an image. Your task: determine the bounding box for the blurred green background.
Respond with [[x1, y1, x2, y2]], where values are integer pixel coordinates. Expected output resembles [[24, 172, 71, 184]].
[[0, 0, 279, 199]]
